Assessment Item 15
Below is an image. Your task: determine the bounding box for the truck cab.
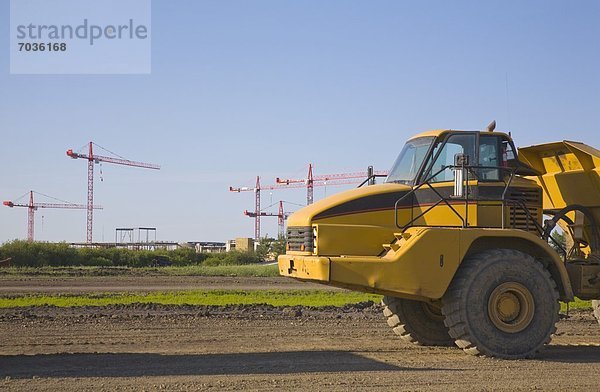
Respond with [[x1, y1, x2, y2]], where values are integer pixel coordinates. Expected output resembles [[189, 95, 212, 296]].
[[282, 128, 540, 262]]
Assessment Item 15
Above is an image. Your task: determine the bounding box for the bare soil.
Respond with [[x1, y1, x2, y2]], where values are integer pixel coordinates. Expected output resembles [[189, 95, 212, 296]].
[[1, 302, 600, 391], [0, 275, 338, 294]]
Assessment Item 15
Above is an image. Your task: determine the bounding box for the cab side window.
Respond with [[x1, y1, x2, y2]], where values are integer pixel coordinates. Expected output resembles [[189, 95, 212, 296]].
[[425, 134, 476, 183], [478, 135, 501, 181], [502, 139, 516, 163]]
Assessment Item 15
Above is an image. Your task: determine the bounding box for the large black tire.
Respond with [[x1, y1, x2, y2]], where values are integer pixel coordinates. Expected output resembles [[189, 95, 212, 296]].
[[593, 300, 600, 325], [382, 296, 454, 346], [442, 249, 559, 359]]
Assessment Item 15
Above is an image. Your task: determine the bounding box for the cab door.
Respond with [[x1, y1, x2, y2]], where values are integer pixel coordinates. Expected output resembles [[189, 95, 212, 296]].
[[414, 132, 478, 227]]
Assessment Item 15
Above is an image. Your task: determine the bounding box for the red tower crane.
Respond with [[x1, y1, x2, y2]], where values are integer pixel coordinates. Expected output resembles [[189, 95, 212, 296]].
[[3, 191, 102, 241], [276, 164, 389, 205], [230, 177, 305, 240], [244, 200, 292, 238], [67, 142, 160, 243], [230, 165, 387, 240]]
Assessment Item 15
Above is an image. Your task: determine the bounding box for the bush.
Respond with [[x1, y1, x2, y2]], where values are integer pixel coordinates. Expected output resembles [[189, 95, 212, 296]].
[[256, 236, 286, 261], [86, 256, 113, 267], [0, 241, 81, 267], [203, 251, 262, 266], [0, 240, 257, 268], [168, 247, 208, 266]]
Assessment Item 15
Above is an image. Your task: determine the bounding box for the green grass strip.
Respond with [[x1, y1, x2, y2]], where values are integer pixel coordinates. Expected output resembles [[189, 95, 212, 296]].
[[0, 284, 592, 311], [0, 264, 280, 277], [0, 290, 382, 308], [561, 298, 592, 311]]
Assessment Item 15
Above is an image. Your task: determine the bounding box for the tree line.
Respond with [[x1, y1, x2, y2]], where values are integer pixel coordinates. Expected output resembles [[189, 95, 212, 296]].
[[0, 237, 286, 267]]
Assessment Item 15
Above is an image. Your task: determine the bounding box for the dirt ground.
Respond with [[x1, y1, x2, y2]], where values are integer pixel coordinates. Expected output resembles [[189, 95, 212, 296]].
[[0, 275, 340, 294], [1, 300, 600, 392]]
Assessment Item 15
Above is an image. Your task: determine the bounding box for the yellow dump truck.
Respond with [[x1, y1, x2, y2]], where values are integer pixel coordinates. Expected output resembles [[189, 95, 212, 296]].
[[278, 122, 600, 359]]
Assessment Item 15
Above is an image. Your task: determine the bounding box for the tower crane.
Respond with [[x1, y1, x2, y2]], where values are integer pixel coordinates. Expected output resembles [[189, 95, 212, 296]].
[[276, 164, 388, 205], [3, 191, 102, 241], [66, 142, 160, 243], [230, 165, 387, 240], [244, 200, 293, 239], [230, 177, 305, 240]]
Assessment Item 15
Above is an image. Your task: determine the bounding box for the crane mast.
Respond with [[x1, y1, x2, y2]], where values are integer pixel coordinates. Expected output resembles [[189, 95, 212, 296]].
[[230, 177, 299, 241], [244, 200, 292, 239], [67, 142, 160, 243]]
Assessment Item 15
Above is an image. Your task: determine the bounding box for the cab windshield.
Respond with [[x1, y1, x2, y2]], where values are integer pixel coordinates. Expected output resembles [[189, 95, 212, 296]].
[[386, 137, 435, 185]]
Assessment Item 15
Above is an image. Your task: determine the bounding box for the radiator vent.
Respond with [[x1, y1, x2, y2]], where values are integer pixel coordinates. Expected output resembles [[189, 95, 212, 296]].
[[286, 226, 314, 252], [507, 188, 542, 233]]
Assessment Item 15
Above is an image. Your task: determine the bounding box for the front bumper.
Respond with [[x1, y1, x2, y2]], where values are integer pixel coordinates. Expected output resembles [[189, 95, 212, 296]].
[[278, 227, 461, 301], [278, 254, 330, 282]]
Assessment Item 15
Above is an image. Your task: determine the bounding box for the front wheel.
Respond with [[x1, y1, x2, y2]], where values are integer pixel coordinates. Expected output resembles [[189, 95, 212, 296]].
[[382, 296, 454, 346], [442, 249, 559, 359]]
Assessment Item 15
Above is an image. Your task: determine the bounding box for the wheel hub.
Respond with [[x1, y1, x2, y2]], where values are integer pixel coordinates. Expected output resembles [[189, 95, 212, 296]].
[[488, 282, 535, 333]]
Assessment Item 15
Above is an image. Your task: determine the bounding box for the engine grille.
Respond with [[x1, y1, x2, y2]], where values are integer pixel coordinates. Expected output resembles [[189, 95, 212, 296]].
[[506, 188, 542, 233], [286, 226, 314, 252]]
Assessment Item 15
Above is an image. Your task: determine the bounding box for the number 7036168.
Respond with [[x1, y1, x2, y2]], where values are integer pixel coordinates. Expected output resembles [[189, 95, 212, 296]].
[[18, 42, 67, 51]]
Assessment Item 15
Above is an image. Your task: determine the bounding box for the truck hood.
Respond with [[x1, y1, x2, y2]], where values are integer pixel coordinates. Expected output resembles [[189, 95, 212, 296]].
[[287, 182, 412, 227]]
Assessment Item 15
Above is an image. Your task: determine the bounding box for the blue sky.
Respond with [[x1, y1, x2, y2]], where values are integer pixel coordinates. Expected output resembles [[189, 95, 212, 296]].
[[1, 0, 599, 243]]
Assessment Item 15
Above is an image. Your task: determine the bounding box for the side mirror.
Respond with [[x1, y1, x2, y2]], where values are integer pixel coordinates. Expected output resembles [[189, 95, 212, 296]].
[[453, 153, 469, 197]]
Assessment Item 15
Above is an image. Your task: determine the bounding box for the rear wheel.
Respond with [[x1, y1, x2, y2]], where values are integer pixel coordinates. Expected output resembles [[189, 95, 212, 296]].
[[382, 296, 454, 346], [442, 249, 559, 359], [593, 300, 600, 325]]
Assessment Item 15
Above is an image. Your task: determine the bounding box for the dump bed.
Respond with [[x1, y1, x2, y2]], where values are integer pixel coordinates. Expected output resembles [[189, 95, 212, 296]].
[[519, 141, 600, 250], [519, 141, 600, 209]]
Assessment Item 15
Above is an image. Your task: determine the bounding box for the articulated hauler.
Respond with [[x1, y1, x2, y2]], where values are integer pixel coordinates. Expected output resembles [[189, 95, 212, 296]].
[[278, 122, 600, 359]]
